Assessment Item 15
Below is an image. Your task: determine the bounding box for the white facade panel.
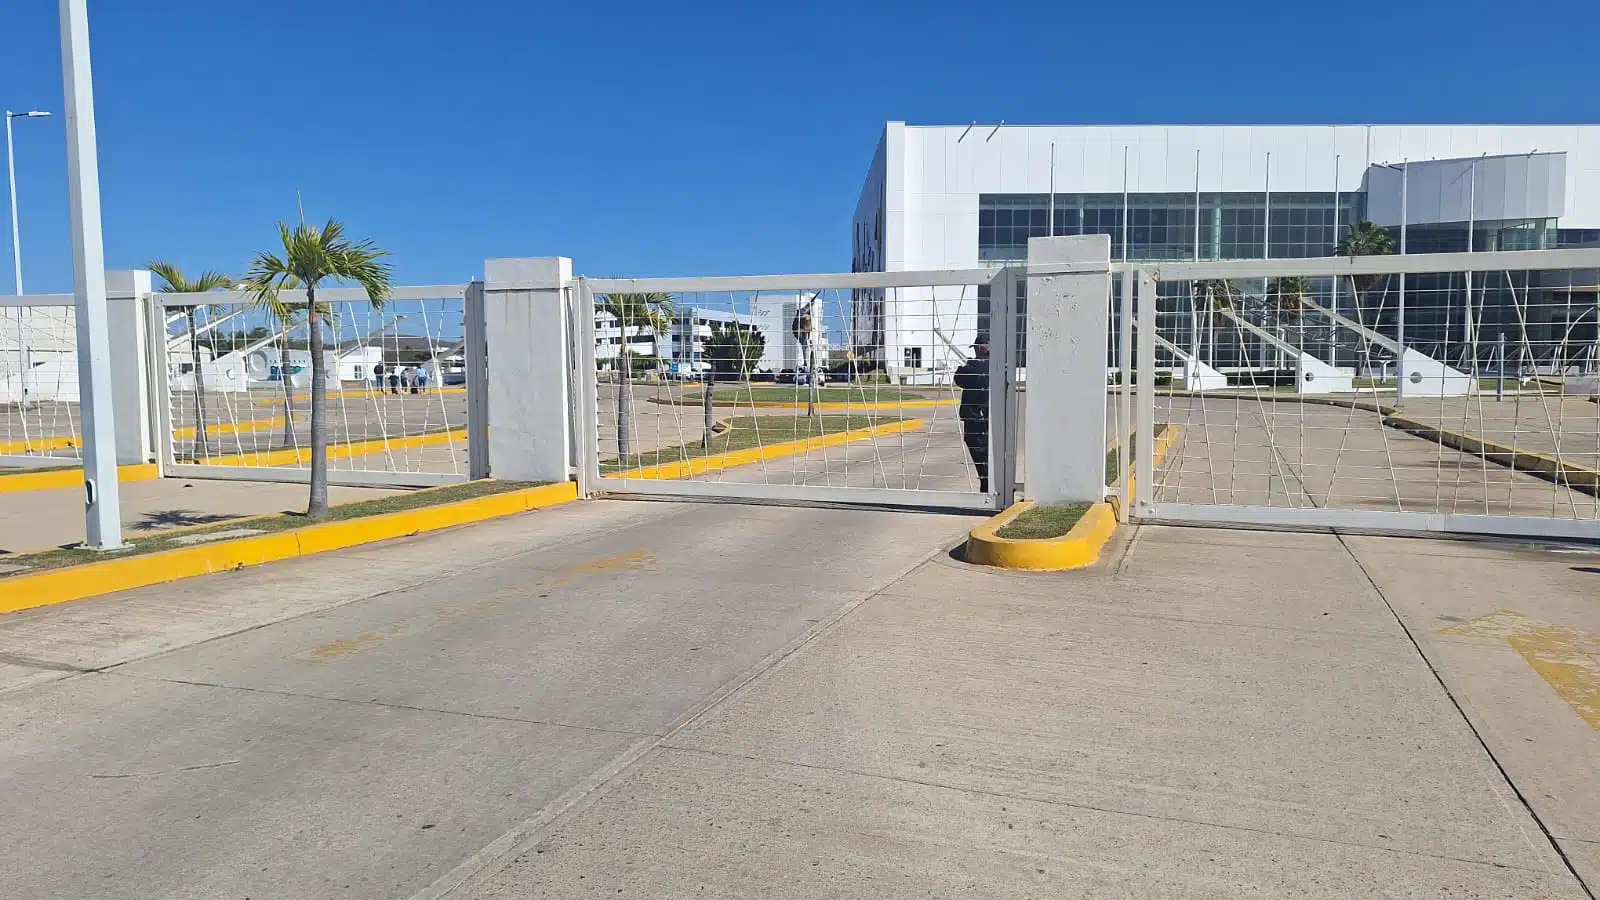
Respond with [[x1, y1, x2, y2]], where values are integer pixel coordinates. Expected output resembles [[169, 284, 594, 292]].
[[859, 122, 1600, 273], [851, 121, 1600, 372]]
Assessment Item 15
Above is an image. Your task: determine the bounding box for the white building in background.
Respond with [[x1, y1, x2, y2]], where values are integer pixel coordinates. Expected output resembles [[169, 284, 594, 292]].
[[1, 308, 80, 402], [630, 300, 825, 376], [853, 122, 1600, 377]]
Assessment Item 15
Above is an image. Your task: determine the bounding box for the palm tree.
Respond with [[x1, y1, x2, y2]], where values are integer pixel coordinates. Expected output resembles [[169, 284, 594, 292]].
[[244, 219, 391, 518], [249, 275, 305, 449], [1336, 219, 1396, 300], [1336, 220, 1397, 365], [148, 262, 234, 459], [598, 292, 674, 461], [1268, 275, 1310, 349]]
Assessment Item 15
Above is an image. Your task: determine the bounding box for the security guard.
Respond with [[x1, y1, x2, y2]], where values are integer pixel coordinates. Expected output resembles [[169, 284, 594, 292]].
[[952, 332, 990, 493]]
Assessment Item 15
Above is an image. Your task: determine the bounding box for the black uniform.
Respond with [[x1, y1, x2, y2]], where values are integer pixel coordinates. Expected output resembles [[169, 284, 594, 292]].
[[952, 355, 989, 494]]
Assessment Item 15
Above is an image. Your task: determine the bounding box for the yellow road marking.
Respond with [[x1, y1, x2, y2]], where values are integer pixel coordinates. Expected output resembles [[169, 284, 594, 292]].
[[0, 435, 79, 454], [1442, 609, 1600, 729], [564, 550, 656, 574], [195, 428, 465, 467], [605, 419, 926, 481], [0, 462, 160, 494]]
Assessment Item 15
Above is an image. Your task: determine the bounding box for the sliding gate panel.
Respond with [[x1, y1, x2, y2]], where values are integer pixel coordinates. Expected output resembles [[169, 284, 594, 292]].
[[579, 268, 1018, 511], [155, 285, 475, 488], [1133, 248, 1600, 540]]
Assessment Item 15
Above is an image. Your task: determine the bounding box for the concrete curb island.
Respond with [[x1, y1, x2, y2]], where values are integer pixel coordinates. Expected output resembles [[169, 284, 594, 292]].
[[965, 500, 1118, 570], [966, 425, 1184, 572]]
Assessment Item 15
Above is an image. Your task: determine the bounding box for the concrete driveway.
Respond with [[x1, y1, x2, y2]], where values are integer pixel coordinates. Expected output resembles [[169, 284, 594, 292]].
[[0, 496, 1593, 897]]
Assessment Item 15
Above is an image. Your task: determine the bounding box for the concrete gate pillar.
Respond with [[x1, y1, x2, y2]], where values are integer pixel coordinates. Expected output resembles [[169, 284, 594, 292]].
[[479, 257, 574, 483], [1024, 235, 1112, 506], [105, 269, 154, 466]]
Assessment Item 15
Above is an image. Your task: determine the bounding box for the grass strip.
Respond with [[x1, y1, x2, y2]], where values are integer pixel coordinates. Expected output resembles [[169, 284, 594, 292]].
[[0, 479, 541, 575], [601, 414, 899, 474], [994, 504, 1091, 540]]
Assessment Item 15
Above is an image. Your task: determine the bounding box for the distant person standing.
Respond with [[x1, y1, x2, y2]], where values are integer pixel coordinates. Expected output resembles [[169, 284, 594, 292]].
[[388, 366, 401, 394], [952, 332, 990, 494], [371, 362, 385, 392], [416, 365, 429, 392], [406, 366, 420, 395]]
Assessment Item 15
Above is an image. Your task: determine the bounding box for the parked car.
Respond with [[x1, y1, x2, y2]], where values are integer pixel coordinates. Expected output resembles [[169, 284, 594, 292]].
[[795, 367, 828, 386]]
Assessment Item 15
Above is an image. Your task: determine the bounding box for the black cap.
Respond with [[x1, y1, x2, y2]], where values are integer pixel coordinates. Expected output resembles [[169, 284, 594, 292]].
[[972, 332, 991, 346]]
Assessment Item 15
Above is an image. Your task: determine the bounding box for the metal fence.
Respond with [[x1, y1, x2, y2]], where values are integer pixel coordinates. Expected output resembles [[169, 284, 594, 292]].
[[1128, 247, 1600, 539], [575, 268, 1019, 511], [154, 285, 474, 488], [1, 294, 84, 467]]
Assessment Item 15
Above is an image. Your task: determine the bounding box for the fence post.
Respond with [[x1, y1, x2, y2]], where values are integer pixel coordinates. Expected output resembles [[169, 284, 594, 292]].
[[105, 269, 153, 466], [1024, 234, 1112, 506], [481, 257, 573, 484]]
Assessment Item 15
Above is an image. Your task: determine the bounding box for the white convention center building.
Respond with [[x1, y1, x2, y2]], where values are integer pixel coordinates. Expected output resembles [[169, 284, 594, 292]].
[[851, 122, 1600, 381]]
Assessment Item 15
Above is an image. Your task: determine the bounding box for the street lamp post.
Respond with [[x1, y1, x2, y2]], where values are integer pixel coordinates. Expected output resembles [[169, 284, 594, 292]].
[[5, 109, 51, 409], [59, 0, 123, 549]]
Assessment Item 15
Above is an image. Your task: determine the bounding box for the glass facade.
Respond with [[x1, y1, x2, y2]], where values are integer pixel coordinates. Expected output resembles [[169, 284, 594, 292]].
[[979, 192, 1364, 263]]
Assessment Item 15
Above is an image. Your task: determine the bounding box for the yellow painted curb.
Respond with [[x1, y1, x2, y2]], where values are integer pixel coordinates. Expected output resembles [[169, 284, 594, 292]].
[[0, 481, 579, 614], [195, 428, 465, 467], [1384, 415, 1600, 497], [0, 435, 79, 454], [0, 462, 160, 494], [1111, 424, 1184, 518], [965, 500, 1118, 571], [606, 419, 926, 481], [173, 416, 286, 440], [969, 424, 1185, 571]]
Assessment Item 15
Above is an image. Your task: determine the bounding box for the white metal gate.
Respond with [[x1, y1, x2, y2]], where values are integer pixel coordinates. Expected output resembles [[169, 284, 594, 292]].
[[153, 285, 478, 488], [574, 268, 1021, 511], [1129, 246, 1600, 540]]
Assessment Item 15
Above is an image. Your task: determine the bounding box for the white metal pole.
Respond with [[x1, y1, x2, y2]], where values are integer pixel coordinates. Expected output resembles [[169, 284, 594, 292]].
[[1397, 160, 1408, 398], [5, 114, 21, 295], [59, 0, 122, 549], [5, 113, 23, 410], [1263, 152, 1271, 369], [1193, 149, 1201, 261], [1464, 156, 1478, 367], [1048, 141, 1055, 238], [1120, 146, 1129, 262], [1331, 153, 1340, 368], [6, 113, 34, 411], [1193, 148, 1201, 360]]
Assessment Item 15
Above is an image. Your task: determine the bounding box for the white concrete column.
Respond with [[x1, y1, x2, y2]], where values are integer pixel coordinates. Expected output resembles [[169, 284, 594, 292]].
[[482, 257, 572, 483], [1024, 234, 1112, 505], [105, 269, 152, 465]]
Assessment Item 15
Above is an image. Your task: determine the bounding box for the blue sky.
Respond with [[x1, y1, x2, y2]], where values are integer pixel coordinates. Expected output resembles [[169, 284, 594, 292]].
[[1, 0, 1593, 295]]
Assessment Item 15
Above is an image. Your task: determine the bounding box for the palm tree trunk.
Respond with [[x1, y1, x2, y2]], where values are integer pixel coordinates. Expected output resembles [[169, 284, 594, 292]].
[[617, 360, 633, 461], [702, 374, 715, 449], [306, 287, 330, 517], [187, 309, 210, 459]]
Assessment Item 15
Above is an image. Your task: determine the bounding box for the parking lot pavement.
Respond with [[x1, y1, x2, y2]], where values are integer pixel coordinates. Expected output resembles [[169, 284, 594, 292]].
[[457, 523, 1595, 898]]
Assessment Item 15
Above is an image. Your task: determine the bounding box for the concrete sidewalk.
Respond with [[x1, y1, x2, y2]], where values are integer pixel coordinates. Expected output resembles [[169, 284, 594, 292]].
[[458, 524, 1597, 898], [0, 478, 399, 555]]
